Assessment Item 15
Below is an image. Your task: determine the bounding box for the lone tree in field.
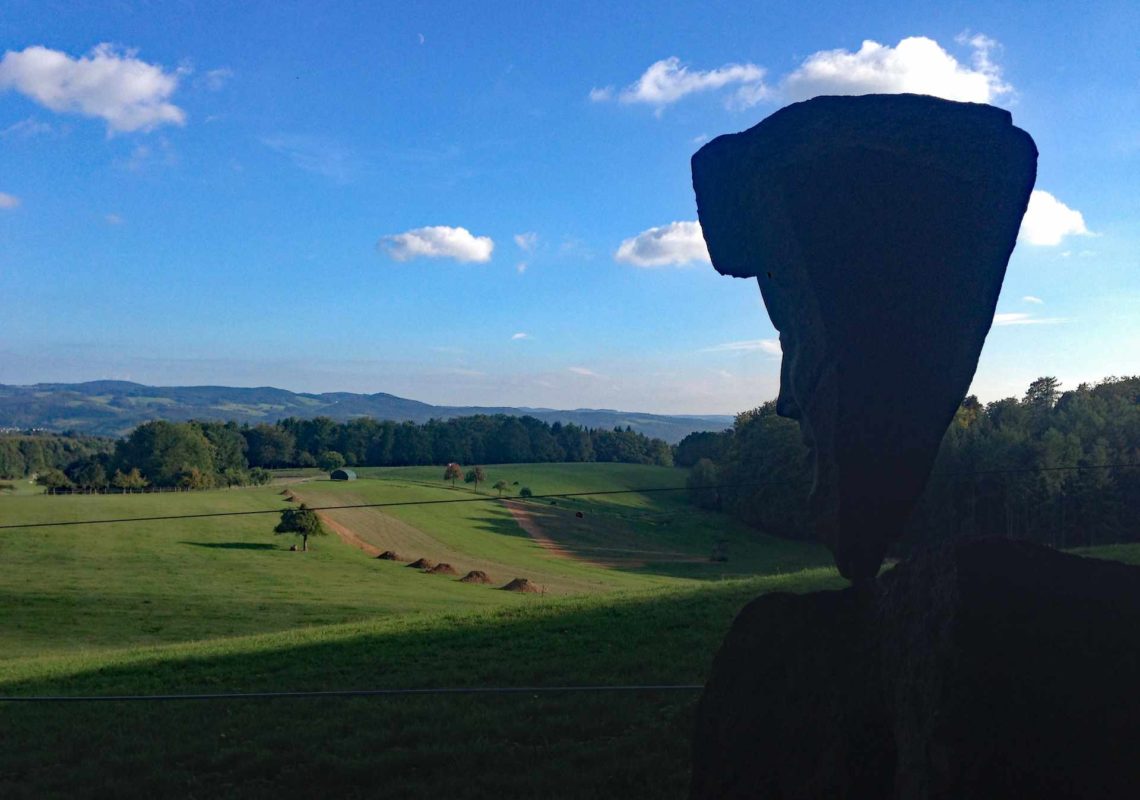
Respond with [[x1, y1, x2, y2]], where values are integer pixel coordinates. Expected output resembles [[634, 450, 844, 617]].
[[464, 466, 486, 493], [493, 480, 509, 497], [519, 486, 533, 498], [444, 462, 462, 488], [274, 503, 327, 552]]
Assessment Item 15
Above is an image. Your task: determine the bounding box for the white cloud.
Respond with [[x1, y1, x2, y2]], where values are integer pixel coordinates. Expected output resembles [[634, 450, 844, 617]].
[[104, 213, 123, 224], [0, 192, 20, 209], [592, 57, 768, 111], [380, 225, 494, 263], [993, 312, 1066, 326], [1018, 190, 1093, 246], [1023, 295, 1044, 304], [702, 339, 782, 355], [783, 35, 1010, 103], [615, 220, 710, 267], [511, 332, 530, 340], [568, 366, 600, 377], [516, 262, 528, 274], [514, 232, 538, 252], [0, 44, 186, 133]]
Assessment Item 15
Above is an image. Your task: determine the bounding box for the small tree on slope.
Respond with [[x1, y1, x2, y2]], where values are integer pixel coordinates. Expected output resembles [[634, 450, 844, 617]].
[[274, 503, 327, 552]]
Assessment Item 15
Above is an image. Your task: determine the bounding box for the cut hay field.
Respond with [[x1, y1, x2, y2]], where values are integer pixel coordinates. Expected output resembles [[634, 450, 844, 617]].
[[3, 463, 1133, 798]]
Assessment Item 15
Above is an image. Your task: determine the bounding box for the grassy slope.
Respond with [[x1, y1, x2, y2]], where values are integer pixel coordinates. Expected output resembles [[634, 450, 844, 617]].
[[3, 467, 1131, 798]]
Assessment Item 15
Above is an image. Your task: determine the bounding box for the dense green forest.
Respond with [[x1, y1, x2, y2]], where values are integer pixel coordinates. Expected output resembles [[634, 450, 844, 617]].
[[43, 415, 673, 490], [0, 433, 114, 480], [681, 376, 1140, 550]]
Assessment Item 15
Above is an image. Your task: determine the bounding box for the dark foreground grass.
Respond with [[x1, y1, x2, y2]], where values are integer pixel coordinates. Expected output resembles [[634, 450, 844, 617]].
[[0, 569, 841, 799]]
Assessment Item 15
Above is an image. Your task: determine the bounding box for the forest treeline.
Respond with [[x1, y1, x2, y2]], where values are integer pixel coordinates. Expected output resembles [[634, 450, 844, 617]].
[[679, 376, 1140, 550], [26, 414, 673, 490], [0, 433, 113, 482]]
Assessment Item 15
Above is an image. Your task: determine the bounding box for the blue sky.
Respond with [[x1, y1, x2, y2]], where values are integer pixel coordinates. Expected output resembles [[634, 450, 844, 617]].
[[0, 1, 1137, 414]]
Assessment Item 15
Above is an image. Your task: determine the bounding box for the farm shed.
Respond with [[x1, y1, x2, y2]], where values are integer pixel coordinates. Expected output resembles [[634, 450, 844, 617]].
[[330, 468, 357, 481]]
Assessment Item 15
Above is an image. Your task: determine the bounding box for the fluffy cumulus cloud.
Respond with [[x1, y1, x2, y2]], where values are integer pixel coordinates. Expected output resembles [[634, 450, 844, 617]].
[[0, 44, 186, 133], [0, 191, 20, 209], [380, 225, 494, 263], [783, 35, 1010, 103], [615, 220, 710, 267], [1018, 190, 1092, 246], [591, 57, 768, 111]]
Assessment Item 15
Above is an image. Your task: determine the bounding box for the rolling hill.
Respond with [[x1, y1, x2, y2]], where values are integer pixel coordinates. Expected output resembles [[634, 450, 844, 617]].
[[0, 380, 734, 442]]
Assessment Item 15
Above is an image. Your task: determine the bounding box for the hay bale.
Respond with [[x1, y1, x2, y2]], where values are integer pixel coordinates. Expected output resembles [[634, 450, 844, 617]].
[[500, 577, 539, 593], [427, 562, 459, 575], [459, 570, 493, 584], [406, 558, 435, 570]]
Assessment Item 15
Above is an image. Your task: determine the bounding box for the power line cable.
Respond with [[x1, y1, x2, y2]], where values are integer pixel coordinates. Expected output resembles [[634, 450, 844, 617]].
[[0, 684, 705, 704], [2, 463, 1137, 531]]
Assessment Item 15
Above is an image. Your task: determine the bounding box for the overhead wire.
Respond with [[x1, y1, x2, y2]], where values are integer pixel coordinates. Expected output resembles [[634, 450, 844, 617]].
[[1, 462, 1137, 531]]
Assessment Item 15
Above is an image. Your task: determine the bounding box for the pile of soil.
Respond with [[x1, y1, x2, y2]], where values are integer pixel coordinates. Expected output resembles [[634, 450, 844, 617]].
[[459, 570, 493, 584], [500, 578, 539, 593], [282, 490, 296, 502], [376, 550, 402, 561], [427, 562, 459, 575], [406, 558, 435, 570]]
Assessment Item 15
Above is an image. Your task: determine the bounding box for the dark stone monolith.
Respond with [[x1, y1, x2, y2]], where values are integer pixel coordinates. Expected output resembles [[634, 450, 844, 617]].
[[691, 94, 1037, 583], [690, 540, 1140, 799]]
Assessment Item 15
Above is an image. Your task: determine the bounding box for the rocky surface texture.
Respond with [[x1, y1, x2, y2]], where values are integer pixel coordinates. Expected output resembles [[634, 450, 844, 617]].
[[691, 95, 1037, 583], [690, 540, 1140, 799]]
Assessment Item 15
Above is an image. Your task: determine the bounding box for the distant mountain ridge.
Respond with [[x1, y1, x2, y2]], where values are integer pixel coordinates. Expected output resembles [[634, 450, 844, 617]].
[[0, 381, 734, 444]]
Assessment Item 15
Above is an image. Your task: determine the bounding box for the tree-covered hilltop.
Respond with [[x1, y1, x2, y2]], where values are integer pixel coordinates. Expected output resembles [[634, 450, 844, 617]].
[[678, 376, 1140, 550], [51, 414, 674, 489]]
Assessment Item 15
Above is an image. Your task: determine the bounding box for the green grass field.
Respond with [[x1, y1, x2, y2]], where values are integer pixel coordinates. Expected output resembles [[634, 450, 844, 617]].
[[1, 464, 1134, 798]]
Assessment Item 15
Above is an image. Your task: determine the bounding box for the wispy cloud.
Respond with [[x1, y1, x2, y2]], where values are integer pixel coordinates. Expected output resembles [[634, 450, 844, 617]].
[[590, 57, 768, 112], [993, 312, 1067, 326], [1023, 295, 1044, 304], [513, 232, 538, 252], [0, 44, 186, 133], [702, 339, 782, 355], [104, 213, 123, 225], [1, 117, 53, 138], [615, 220, 710, 267], [200, 67, 233, 91], [568, 366, 600, 377], [379, 225, 494, 263], [0, 192, 20, 209], [262, 135, 361, 182], [511, 332, 530, 340]]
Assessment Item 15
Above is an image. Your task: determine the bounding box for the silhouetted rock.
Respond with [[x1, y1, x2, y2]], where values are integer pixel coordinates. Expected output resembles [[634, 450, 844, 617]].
[[691, 540, 1140, 799], [692, 95, 1037, 583]]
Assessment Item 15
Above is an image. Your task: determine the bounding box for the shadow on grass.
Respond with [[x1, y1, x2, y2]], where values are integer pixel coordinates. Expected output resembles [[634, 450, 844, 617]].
[[474, 499, 833, 582], [0, 570, 840, 799], [178, 541, 280, 551]]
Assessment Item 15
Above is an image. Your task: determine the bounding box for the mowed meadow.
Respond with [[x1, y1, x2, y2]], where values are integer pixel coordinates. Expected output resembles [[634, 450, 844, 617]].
[[0, 462, 840, 797], [3, 463, 1133, 798]]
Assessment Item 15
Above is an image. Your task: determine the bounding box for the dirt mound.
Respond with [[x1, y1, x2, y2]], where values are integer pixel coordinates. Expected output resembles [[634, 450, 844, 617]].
[[459, 570, 493, 584], [376, 550, 402, 561], [282, 490, 296, 502], [406, 558, 435, 570], [427, 562, 459, 575], [500, 577, 539, 593]]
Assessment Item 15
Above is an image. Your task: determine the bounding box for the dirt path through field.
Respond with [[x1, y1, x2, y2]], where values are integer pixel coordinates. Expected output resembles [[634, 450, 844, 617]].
[[317, 512, 382, 557]]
